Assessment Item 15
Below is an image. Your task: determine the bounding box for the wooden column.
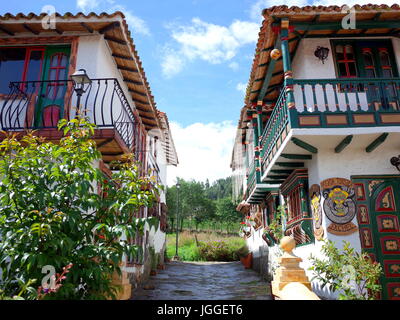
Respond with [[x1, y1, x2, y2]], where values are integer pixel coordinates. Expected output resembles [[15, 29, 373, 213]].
[[280, 18, 295, 110], [251, 111, 261, 183]]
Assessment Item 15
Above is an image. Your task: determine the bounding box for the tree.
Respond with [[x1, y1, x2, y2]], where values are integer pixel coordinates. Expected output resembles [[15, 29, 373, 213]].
[[215, 197, 241, 233], [0, 117, 159, 299]]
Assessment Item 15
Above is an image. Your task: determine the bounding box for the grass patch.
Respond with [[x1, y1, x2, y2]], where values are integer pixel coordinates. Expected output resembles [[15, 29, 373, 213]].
[[166, 231, 246, 262]]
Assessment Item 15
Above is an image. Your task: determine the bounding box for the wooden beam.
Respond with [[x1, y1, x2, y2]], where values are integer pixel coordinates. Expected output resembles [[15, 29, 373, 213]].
[[104, 35, 127, 45], [124, 78, 142, 85], [54, 27, 63, 35], [268, 175, 289, 180], [117, 65, 139, 73], [275, 162, 304, 168], [291, 137, 318, 154], [257, 36, 282, 102], [129, 88, 147, 97], [366, 133, 389, 153], [335, 135, 353, 153], [99, 21, 120, 34], [285, 20, 400, 31], [134, 98, 150, 106], [112, 53, 134, 61], [281, 153, 312, 160], [265, 180, 285, 184], [80, 22, 94, 33], [23, 23, 39, 35], [270, 169, 293, 174], [96, 138, 114, 149], [0, 25, 14, 36], [304, 32, 400, 39]]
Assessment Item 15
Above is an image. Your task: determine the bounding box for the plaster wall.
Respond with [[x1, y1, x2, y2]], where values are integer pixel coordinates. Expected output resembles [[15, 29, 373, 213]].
[[292, 37, 400, 112], [74, 35, 136, 130]]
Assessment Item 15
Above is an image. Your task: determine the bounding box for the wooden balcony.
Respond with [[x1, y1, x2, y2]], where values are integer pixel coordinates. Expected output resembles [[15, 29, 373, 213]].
[[257, 77, 400, 187], [0, 78, 137, 163]]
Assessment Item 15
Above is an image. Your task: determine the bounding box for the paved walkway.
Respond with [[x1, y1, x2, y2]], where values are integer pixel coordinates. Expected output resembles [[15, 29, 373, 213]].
[[132, 261, 273, 300]]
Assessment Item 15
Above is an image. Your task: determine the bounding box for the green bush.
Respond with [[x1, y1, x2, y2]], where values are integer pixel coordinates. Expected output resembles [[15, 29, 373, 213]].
[[198, 240, 244, 261], [309, 240, 382, 300], [0, 117, 160, 300], [235, 245, 249, 258]]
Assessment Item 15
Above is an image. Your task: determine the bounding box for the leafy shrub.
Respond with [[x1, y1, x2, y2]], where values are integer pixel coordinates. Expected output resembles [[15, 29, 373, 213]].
[[0, 117, 160, 299], [309, 240, 382, 300], [235, 245, 249, 258], [198, 240, 242, 261]]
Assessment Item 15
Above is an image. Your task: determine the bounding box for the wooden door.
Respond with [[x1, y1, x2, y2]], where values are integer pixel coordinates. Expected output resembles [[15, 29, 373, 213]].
[[353, 176, 400, 300], [35, 46, 70, 127]]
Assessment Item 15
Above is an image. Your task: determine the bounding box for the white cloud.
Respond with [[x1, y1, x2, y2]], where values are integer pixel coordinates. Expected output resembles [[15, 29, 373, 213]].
[[161, 49, 185, 78], [236, 82, 247, 94], [166, 121, 236, 186], [229, 61, 239, 71], [111, 5, 150, 36], [77, 0, 114, 12], [76, 0, 150, 36], [162, 17, 259, 77]]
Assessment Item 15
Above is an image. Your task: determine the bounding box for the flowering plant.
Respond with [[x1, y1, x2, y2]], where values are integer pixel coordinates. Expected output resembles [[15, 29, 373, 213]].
[[37, 264, 73, 300]]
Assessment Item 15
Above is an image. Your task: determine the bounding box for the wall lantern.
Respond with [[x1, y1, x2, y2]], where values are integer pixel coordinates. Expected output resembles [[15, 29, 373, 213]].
[[71, 69, 92, 114], [390, 155, 400, 172], [314, 46, 330, 64]]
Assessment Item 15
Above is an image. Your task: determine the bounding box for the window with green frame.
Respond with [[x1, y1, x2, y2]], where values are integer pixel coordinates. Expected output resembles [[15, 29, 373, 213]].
[[331, 39, 399, 79]]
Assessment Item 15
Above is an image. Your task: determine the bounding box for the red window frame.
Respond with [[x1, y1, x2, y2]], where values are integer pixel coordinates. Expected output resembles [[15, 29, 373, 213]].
[[287, 186, 302, 223], [0, 46, 45, 93], [335, 44, 357, 78]]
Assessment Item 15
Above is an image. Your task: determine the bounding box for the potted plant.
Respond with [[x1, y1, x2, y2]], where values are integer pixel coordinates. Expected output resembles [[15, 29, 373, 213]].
[[239, 222, 251, 238], [236, 245, 252, 269], [149, 247, 158, 276]]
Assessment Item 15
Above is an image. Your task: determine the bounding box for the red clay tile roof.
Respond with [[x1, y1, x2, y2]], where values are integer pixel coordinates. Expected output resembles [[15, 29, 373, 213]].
[[0, 11, 161, 131]]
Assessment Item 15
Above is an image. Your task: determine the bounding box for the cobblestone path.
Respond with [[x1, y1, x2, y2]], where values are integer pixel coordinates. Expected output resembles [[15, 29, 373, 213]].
[[132, 261, 273, 300]]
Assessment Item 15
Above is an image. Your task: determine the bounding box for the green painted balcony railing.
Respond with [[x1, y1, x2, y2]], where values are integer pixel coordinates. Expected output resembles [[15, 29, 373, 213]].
[[259, 88, 289, 172], [246, 163, 256, 199], [258, 77, 400, 175]]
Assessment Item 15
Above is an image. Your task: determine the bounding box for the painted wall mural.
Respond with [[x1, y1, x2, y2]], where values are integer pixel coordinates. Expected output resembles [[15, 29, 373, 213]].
[[309, 184, 324, 240], [320, 178, 358, 236]]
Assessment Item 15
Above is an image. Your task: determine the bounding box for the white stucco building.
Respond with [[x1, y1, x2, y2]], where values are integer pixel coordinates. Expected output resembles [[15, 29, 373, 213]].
[[232, 4, 400, 300], [0, 11, 178, 297]]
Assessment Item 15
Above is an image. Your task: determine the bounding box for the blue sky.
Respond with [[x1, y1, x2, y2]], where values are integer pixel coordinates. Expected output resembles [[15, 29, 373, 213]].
[[2, 0, 390, 185], [1, 0, 261, 125]]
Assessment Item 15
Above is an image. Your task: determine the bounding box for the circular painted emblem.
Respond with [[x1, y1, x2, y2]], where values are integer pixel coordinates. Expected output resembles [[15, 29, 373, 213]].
[[323, 185, 356, 225]]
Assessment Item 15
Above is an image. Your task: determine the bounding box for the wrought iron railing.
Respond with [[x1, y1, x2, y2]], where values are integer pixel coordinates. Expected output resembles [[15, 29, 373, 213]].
[[0, 78, 136, 149]]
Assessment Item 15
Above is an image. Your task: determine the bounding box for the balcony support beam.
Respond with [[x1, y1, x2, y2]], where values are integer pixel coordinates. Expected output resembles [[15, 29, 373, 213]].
[[334, 135, 353, 153], [366, 133, 389, 153], [291, 137, 318, 154], [276, 162, 304, 168], [281, 153, 312, 160], [271, 169, 293, 175], [257, 35, 282, 102], [276, 20, 400, 32]]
